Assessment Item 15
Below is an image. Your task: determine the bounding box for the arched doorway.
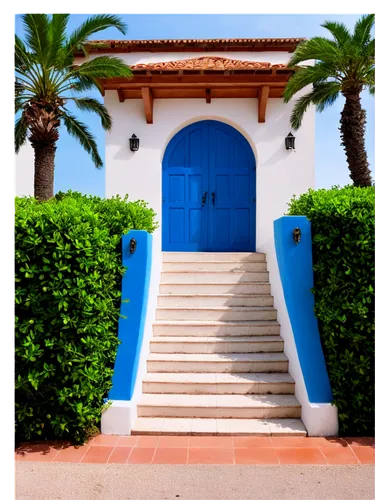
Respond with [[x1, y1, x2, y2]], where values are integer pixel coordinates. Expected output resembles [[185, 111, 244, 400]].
[[162, 120, 256, 252]]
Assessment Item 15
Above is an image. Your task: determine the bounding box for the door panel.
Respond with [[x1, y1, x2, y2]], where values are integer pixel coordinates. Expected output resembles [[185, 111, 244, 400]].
[[169, 208, 184, 244], [234, 208, 251, 243], [207, 122, 255, 251], [163, 123, 209, 251], [163, 120, 255, 252]]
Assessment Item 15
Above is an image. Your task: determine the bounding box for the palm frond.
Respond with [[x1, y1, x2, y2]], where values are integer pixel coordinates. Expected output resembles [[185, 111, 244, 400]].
[[15, 96, 24, 113], [321, 20, 351, 47], [363, 38, 375, 59], [289, 92, 315, 130], [283, 64, 336, 102], [287, 37, 341, 67], [72, 97, 112, 130], [313, 82, 341, 112], [63, 15, 127, 63], [15, 115, 28, 153], [15, 77, 26, 98], [288, 81, 341, 130], [21, 14, 50, 65], [67, 74, 101, 93], [61, 111, 103, 168], [11, 79, 24, 114], [358, 65, 375, 83], [352, 14, 375, 47], [15, 34, 32, 71], [76, 56, 132, 79], [47, 14, 69, 66]]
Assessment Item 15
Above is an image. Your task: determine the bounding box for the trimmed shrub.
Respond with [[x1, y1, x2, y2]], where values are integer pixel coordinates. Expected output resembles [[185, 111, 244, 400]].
[[287, 185, 375, 436], [15, 192, 157, 444]]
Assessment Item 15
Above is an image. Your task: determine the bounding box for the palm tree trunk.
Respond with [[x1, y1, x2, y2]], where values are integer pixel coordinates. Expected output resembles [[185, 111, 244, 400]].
[[340, 93, 372, 187], [33, 143, 56, 201]]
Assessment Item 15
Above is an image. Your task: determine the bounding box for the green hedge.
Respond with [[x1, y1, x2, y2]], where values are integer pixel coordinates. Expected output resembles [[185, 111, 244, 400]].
[[287, 185, 375, 436], [15, 192, 157, 444]]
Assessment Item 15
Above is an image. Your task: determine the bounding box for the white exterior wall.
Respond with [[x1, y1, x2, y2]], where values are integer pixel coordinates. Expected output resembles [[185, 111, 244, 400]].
[[15, 141, 34, 197], [102, 48, 332, 435], [86, 50, 295, 66]]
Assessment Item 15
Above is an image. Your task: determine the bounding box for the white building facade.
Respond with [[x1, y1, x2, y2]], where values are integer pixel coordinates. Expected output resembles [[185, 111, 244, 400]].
[[86, 39, 337, 437]]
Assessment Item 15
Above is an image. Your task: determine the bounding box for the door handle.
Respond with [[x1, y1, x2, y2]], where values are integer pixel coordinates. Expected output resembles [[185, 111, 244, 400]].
[[201, 191, 207, 207], [211, 192, 216, 206]]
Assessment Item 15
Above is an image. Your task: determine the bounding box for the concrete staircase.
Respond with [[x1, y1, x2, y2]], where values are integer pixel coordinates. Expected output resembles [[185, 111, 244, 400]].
[[132, 252, 306, 436]]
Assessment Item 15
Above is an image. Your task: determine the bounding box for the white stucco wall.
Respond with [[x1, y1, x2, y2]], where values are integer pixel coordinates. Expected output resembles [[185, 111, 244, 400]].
[[15, 141, 34, 197], [86, 50, 293, 66], [103, 59, 322, 433]]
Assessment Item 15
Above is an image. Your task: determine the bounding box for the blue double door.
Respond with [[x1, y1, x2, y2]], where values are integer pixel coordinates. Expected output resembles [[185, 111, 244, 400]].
[[162, 120, 256, 252]]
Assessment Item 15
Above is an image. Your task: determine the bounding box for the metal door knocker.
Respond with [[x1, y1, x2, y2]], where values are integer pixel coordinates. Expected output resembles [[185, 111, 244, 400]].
[[293, 228, 301, 244]]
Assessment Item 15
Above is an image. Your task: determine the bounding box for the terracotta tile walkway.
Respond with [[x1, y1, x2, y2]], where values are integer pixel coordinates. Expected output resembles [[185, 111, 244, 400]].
[[15, 436, 374, 465]]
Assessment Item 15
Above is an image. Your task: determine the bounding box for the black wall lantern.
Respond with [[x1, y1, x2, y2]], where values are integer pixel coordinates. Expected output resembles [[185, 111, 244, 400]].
[[129, 134, 139, 152], [285, 132, 295, 151], [129, 238, 137, 254], [293, 227, 301, 244]]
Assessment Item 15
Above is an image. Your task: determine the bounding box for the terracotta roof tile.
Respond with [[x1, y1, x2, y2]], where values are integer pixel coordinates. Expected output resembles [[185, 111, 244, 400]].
[[87, 37, 304, 46], [131, 56, 288, 72], [78, 38, 305, 54]]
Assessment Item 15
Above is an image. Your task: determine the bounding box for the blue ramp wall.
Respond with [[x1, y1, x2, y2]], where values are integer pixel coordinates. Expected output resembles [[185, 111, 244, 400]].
[[109, 230, 152, 401], [274, 216, 332, 403]]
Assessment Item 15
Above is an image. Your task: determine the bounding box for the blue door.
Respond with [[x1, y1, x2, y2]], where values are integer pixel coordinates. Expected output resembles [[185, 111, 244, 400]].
[[162, 120, 256, 251]]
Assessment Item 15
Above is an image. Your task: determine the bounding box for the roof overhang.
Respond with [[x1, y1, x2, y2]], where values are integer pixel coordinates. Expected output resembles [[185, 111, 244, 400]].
[[75, 37, 305, 55], [97, 56, 295, 124]]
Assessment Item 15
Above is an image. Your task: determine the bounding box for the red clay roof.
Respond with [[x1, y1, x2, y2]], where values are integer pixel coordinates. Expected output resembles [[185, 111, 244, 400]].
[[131, 56, 288, 72], [78, 38, 305, 54]]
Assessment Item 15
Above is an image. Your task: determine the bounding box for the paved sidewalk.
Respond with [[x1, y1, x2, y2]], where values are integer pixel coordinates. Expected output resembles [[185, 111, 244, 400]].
[[16, 463, 374, 500], [15, 436, 375, 465]]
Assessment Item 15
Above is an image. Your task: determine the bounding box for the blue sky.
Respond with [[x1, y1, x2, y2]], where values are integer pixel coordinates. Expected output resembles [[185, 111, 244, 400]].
[[15, 14, 374, 196]]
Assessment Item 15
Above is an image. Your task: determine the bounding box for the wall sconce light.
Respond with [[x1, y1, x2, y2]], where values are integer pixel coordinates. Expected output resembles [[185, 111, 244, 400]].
[[129, 134, 139, 152], [129, 238, 137, 254], [285, 132, 295, 151], [293, 227, 301, 244]]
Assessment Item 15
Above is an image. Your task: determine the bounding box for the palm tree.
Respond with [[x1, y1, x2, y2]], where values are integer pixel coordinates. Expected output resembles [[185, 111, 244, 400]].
[[15, 14, 132, 200], [284, 14, 374, 187]]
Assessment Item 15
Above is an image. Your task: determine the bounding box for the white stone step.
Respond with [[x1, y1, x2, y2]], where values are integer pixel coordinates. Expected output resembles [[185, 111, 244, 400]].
[[160, 283, 271, 294], [163, 252, 266, 263], [153, 320, 280, 337], [133, 251, 303, 437], [137, 394, 301, 419], [143, 372, 295, 395], [161, 271, 269, 284], [156, 306, 277, 321], [147, 352, 288, 373], [158, 294, 274, 307], [149, 336, 284, 354], [132, 417, 306, 436], [163, 261, 267, 272]]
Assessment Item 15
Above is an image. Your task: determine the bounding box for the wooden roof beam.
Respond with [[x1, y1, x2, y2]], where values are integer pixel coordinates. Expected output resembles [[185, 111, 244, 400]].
[[94, 78, 105, 96], [205, 88, 211, 103], [104, 82, 287, 91], [100, 74, 291, 85], [258, 85, 269, 123], [117, 89, 125, 102], [141, 87, 153, 124]]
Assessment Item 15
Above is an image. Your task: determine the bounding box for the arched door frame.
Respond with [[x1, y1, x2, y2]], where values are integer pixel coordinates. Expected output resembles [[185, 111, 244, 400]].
[[162, 119, 256, 252]]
